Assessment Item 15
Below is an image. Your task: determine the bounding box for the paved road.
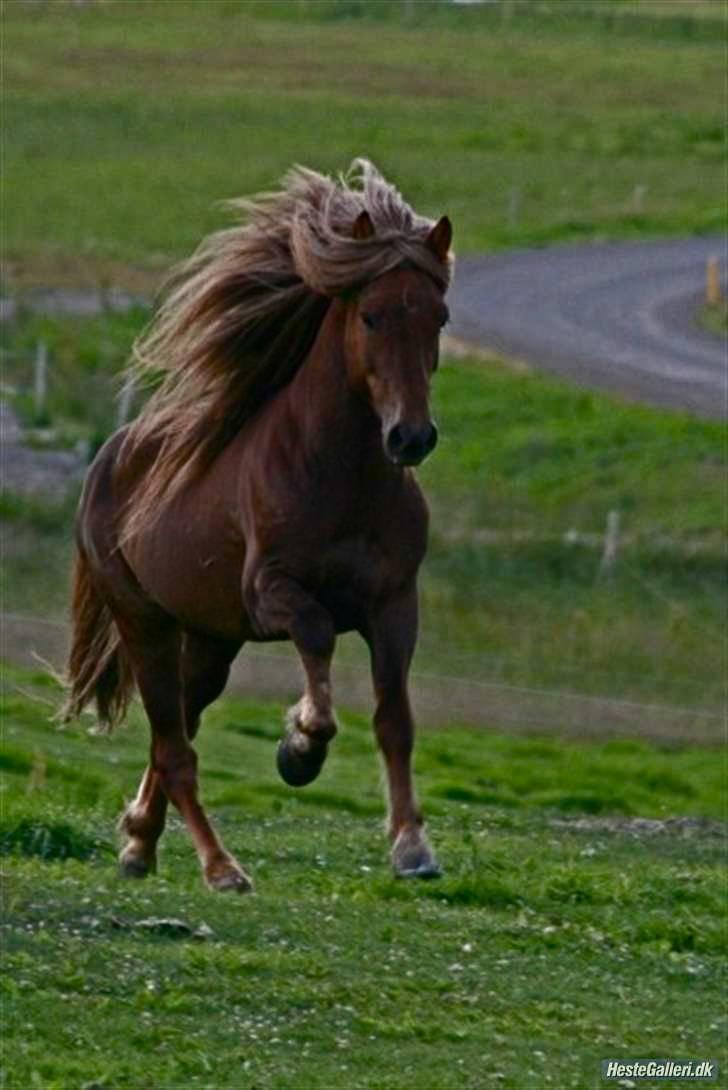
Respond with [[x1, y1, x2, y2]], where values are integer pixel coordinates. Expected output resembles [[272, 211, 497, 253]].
[[449, 237, 727, 419]]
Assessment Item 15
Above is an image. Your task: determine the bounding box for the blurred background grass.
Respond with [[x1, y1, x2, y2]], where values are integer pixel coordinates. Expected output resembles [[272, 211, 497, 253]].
[[3, 309, 724, 715], [5, 0, 724, 290]]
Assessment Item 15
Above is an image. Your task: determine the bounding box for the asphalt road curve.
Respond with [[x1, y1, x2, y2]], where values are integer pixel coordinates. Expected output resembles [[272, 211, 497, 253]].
[[448, 237, 727, 419]]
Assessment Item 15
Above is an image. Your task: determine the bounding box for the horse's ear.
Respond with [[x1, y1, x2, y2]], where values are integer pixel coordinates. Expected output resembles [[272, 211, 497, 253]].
[[352, 210, 375, 240], [426, 216, 452, 263]]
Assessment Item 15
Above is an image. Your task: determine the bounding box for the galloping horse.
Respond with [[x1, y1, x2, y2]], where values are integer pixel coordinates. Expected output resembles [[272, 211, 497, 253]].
[[61, 160, 453, 892]]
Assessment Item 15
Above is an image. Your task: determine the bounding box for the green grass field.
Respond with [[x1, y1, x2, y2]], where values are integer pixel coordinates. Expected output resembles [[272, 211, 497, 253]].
[[4, 0, 723, 294], [2, 663, 725, 1089]]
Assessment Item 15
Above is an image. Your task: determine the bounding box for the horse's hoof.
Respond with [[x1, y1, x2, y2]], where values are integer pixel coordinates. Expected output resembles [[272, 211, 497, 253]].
[[118, 850, 156, 880], [391, 827, 441, 880], [205, 860, 254, 894], [276, 734, 328, 787], [394, 859, 442, 880]]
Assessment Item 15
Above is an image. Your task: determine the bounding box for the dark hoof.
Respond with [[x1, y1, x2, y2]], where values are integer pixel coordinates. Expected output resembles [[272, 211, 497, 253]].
[[276, 734, 328, 787], [118, 851, 156, 880]]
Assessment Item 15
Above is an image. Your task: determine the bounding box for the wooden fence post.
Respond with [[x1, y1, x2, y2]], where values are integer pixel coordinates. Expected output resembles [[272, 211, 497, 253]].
[[599, 509, 620, 579], [34, 341, 48, 423], [706, 256, 723, 306], [630, 184, 647, 215]]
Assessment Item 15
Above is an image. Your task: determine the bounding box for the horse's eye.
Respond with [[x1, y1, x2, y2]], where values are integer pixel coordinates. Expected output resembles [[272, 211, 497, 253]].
[[361, 312, 377, 330], [440, 307, 450, 329]]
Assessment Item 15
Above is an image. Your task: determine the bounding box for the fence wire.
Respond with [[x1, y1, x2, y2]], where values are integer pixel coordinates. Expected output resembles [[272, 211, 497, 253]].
[[2, 610, 723, 745]]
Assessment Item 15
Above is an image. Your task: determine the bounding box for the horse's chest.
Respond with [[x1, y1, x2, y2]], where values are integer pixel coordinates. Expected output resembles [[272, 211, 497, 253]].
[[317, 531, 419, 606], [320, 537, 386, 593]]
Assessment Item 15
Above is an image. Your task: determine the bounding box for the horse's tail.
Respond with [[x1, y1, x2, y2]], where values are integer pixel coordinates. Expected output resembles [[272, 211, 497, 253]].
[[59, 548, 135, 732]]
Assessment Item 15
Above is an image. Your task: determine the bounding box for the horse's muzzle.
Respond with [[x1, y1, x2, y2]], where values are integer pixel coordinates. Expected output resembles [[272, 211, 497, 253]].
[[384, 421, 438, 466]]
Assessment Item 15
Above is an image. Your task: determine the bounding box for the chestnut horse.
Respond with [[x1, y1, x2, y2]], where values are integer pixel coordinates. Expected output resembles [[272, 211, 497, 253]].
[[61, 160, 453, 892]]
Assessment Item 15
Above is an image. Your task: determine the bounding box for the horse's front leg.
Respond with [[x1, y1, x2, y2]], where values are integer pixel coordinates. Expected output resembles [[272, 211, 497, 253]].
[[366, 584, 440, 879], [246, 564, 337, 786]]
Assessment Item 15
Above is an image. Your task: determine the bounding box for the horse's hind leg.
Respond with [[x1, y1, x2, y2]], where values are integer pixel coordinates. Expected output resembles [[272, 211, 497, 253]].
[[117, 616, 251, 892], [366, 585, 440, 879], [119, 630, 240, 880], [182, 629, 241, 737]]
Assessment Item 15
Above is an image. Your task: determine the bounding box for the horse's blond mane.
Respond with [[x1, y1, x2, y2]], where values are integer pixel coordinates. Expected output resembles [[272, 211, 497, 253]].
[[121, 159, 452, 536]]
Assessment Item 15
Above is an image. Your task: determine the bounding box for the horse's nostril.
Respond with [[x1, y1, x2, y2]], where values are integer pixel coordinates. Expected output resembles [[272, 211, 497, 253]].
[[424, 422, 438, 454], [386, 423, 407, 456]]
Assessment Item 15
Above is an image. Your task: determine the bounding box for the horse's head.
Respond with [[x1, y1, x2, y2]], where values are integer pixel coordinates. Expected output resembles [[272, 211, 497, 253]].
[[344, 213, 452, 467]]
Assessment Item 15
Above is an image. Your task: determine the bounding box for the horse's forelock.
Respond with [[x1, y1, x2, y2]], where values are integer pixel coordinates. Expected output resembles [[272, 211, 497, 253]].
[[290, 172, 450, 298]]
